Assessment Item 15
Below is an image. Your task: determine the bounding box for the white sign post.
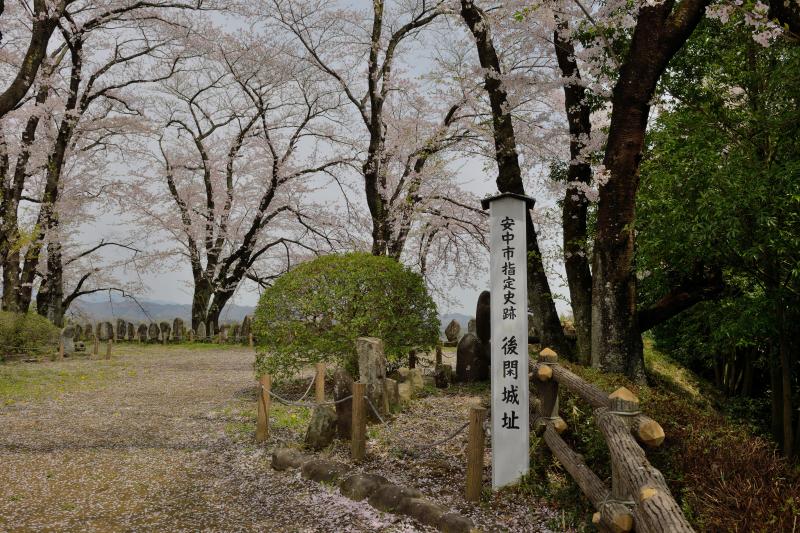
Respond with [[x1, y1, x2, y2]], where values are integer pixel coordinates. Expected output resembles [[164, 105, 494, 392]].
[[481, 192, 534, 489]]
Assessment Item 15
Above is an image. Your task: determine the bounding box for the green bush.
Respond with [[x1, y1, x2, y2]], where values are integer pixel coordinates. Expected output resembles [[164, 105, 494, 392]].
[[0, 311, 60, 360], [253, 252, 440, 380]]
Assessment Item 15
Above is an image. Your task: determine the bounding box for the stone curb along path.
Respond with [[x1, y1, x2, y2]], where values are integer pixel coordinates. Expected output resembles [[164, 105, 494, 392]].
[[272, 448, 478, 533]]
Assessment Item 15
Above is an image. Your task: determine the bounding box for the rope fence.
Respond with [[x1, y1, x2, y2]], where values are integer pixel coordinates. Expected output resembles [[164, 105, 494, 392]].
[[255, 353, 489, 501]]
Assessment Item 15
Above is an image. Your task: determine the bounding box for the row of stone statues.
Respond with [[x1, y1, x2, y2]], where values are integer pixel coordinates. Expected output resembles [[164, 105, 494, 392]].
[[62, 316, 253, 344]]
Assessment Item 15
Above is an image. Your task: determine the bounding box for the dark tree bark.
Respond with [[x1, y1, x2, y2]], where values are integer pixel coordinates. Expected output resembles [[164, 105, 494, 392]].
[[769, 0, 800, 39], [592, 0, 711, 382], [0, 0, 62, 119], [637, 266, 724, 332], [460, 0, 569, 357], [554, 22, 593, 364]]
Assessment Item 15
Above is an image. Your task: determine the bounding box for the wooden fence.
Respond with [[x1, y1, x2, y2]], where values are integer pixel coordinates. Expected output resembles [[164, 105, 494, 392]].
[[253, 345, 695, 532], [532, 347, 693, 533]]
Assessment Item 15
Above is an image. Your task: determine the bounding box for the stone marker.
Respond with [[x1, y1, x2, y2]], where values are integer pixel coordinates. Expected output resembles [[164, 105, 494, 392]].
[[333, 368, 353, 438], [173, 318, 185, 342], [475, 290, 490, 343], [74, 324, 83, 341], [482, 191, 532, 489], [356, 337, 388, 420], [397, 382, 413, 402], [220, 324, 230, 342], [127, 322, 135, 341], [444, 319, 461, 342], [84, 323, 93, 341], [434, 365, 454, 388], [98, 322, 113, 341], [197, 322, 207, 341], [116, 319, 126, 341], [188, 329, 195, 342], [305, 405, 338, 450], [159, 321, 171, 342], [455, 333, 489, 382], [407, 368, 424, 390], [231, 324, 240, 343], [148, 323, 160, 343], [467, 318, 477, 335], [137, 324, 148, 342], [240, 315, 251, 342], [60, 326, 75, 355]]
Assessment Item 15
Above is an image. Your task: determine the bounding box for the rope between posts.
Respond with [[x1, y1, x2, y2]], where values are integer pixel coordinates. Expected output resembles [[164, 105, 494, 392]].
[[364, 394, 471, 457], [261, 382, 352, 408]]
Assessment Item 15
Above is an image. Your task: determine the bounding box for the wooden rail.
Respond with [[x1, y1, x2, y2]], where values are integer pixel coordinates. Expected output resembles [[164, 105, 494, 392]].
[[532, 348, 693, 533]]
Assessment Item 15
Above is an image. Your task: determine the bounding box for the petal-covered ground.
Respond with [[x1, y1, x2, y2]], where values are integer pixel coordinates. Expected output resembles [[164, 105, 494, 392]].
[[0, 345, 561, 532]]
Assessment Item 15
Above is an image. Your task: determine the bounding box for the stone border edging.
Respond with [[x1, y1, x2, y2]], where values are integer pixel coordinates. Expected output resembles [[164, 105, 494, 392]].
[[272, 448, 477, 533]]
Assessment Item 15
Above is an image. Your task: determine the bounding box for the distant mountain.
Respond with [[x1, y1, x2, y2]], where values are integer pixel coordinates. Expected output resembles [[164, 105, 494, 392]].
[[66, 297, 254, 325]]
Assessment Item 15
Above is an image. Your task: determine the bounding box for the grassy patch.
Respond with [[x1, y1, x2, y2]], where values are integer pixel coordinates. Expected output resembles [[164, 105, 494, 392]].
[[270, 402, 312, 431], [0, 359, 120, 405]]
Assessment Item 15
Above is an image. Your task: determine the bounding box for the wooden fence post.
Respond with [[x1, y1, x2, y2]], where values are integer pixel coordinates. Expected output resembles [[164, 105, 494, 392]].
[[315, 362, 326, 404], [535, 348, 566, 433], [256, 374, 271, 443], [608, 387, 639, 503], [105, 340, 112, 360], [465, 406, 487, 502], [351, 382, 366, 461]]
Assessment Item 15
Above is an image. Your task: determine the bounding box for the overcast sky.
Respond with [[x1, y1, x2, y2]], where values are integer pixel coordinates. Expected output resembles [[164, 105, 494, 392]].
[[75, 3, 572, 320]]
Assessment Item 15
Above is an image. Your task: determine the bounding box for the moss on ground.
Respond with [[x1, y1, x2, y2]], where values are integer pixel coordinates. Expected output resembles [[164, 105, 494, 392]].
[[0, 359, 120, 405]]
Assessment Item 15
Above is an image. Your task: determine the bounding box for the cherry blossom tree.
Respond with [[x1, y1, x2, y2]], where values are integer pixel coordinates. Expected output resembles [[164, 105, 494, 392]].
[[0, 0, 206, 324], [261, 0, 489, 289], [126, 28, 353, 331]]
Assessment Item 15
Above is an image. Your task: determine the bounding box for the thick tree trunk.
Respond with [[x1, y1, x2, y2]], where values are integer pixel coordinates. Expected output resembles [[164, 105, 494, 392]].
[[1, 248, 22, 312], [460, 0, 569, 356], [554, 24, 593, 364], [778, 297, 794, 457], [591, 0, 709, 382], [770, 341, 784, 447], [0, 1, 59, 119], [36, 241, 65, 326]]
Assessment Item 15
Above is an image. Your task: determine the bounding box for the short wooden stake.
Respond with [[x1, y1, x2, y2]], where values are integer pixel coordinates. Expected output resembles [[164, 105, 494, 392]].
[[58, 340, 65, 359], [256, 374, 271, 443], [465, 406, 487, 502], [105, 340, 112, 360], [315, 362, 326, 404], [351, 382, 367, 462], [535, 347, 563, 433], [249, 333, 254, 348]]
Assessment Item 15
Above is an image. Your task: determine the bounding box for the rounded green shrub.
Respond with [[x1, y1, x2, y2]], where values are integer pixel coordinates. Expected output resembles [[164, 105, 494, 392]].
[[253, 252, 440, 380], [0, 311, 60, 360]]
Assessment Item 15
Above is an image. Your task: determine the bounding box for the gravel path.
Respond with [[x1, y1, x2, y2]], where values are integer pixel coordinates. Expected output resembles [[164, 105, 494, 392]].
[[0, 346, 429, 533]]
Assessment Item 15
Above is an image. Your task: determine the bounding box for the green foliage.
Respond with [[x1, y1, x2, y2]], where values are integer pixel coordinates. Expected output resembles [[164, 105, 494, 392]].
[[253, 253, 440, 380], [636, 17, 800, 436], [0, 311, 60, 360]]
